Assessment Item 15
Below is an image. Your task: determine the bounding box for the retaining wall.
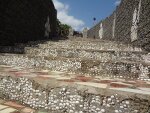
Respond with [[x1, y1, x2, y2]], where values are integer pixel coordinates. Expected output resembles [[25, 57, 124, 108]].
[[0, 0, 57, 46], [87, 0, 150, 51]]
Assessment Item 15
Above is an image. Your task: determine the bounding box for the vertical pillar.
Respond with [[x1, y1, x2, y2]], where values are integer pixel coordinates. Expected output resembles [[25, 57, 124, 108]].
[[131, 0, 141, 42], [68, 28, 74, 37], [112, 13, 116, 39], [99, 23, 103, 39], [82, 28, 88, 38], [45, 16, 51, 38]]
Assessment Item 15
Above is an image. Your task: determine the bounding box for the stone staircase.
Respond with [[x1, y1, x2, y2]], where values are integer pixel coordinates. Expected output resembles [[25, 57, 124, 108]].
[[0, 38, 150, 81], [0, 38, 150, 113]]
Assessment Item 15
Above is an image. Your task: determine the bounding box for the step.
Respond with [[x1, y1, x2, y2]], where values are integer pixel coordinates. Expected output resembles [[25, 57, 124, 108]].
[[25, 47, 147, 62], [0, 46, 24, 54], [0, 99, 33, 113], [0, 65, 150, 113], [0, 54, 150, 81], [39, 40, 142, 52]]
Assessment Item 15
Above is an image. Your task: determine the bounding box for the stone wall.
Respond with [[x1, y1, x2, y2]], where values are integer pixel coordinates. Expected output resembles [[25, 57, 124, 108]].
[[135, 0, 150, 51], [114, 0, 138, 43], [103, 13, 114, 40], [0, 0, 57, 46], [87, 21, 101, 39], [87, 0, 150, 51]]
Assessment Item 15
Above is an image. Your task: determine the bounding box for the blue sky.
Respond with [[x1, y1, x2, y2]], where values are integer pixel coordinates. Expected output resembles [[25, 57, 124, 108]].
[[53, 0, 121, 31]]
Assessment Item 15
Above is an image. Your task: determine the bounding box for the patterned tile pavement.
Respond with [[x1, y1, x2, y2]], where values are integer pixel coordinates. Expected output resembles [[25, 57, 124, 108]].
[[0, 65, 150, 112], [0, 99, 62, 113], [0, 99, 36, 113], [0, 65, 150, 96]]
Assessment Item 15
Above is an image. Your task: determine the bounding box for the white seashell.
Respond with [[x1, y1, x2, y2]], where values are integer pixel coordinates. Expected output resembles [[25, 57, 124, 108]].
[[92, 106, 96, 109], [54, 100, 57, 104], [108, 98, 111, 102], [107, 104, 110, 107], [119, 110, 122, 112], [98, 112, 102, 113], [96, 108, 100, 111], [115, 110, 119, 113], [134, 110, 138, 113], [69, 110, 74, 113], [56, 106, 59, 110], [101, 109, 105, 112], [120, 106, 124, 108], [62, 88, 66, 91], [111, 95, 115, 98], [66, 91, 70, 94], [79, 105, 83, 108], [125, 101, 130, 104], [66, 103, 69, 106]]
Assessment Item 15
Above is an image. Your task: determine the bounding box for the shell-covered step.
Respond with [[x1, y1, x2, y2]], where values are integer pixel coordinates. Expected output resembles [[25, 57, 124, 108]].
[[38, 40, 142, 52], [25, 47, 147, 62], [0, 54, 149, 81], [0, 65, 150, 113]]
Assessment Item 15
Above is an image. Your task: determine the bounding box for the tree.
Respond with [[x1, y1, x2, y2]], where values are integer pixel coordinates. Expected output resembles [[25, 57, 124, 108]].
[[56, 19, 71, 38]]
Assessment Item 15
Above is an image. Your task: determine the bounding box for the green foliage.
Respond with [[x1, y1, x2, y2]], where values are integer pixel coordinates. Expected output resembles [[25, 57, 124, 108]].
[[56, 19, 71, 37]]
